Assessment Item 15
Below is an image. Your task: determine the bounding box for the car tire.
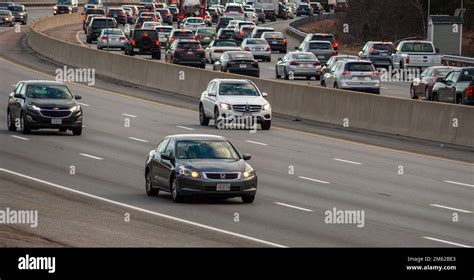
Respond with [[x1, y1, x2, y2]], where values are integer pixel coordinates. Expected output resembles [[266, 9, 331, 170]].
[[72, 127, 82, 136], [456, 94, 463, 105], [86, 37, 92, 44], [214, 107, 220, 129], [241, 195, 255, 204], [7, 110, 16, 131], [316, 75, 321, 81], [199, 104, 210, 126], [261, 120, 271, 130], [275, 67, 280, 79], [267, 57, 271, 62], [410, 85, 417, 99], [170, 175, 183, 203], [432, 91, 439, 102], [424, 87, 431, 101], [334, 83, 338, 89], [321, 80, 326, 87], [20, 113, 31, 135], [284, 68, 289, 80], [306, 76, 312, 80], [145, 171, 159, 196]]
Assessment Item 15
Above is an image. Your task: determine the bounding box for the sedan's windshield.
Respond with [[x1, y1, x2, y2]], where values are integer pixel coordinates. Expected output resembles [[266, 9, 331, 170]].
[[57, 0, 72, 4], [26, 85, 73, 99], [176, 140, 240, 160], [214, 40, 237, 47], [219, 82, 260, 96]]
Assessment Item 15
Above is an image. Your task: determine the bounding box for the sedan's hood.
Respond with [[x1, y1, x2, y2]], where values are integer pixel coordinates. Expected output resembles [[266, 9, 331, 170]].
[[27, 98, 76, 109], [180, 159, 245, 172], [218, 95, 267, 105]]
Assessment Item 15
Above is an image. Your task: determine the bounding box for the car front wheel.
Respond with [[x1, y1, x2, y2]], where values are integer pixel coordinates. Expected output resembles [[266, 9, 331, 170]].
[[241, 195, 255, 204], [7, 110, 16, 131], [72, 126, 82, 135], [261, 120, 271, 130], [171, 176, 183, 203], [199, 104, 210, 126], [20, 113, 31, 134], [145, 172, 159, 196]]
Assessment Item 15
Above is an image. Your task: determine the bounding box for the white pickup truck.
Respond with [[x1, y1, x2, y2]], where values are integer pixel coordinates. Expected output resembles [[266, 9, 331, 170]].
[[391, 40, 444, 70]]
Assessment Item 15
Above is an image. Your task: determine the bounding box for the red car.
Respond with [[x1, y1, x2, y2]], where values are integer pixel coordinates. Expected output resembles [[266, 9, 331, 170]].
[[410, 66, 458, 100]]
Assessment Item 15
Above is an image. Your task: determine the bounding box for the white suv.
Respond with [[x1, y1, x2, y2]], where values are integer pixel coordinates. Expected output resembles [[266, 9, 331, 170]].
[[199, 79, 272, 130]]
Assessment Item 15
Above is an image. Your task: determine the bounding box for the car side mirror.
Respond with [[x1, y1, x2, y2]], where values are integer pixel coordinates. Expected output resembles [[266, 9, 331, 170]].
[[14, 93, 24, 99], [161, 153, 171, 160], [277, 57, 282, 62], [294, 46, 299, 50], [242, 154, 251, 160], [208, 92, 216, 97], [358, 51, 364, 57], [262, 92, 268, 97], [436, 77, 445, 83], [75, 95, 82, 100]]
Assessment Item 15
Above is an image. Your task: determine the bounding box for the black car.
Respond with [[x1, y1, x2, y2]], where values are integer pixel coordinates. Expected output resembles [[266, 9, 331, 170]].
[[168, 6, 179, 22], [254, 8, 265, 23], [7, 81, 83, 135], [277, 2, 288, 19], [0, 10, 14, 26], [156, 8, 172, 24], [82, 8, 105, 29], [208, 7, 219, 23], [310, 2, 324, 14], [216, 28, 235, 40], [107, 8, 126, 25], [53, 0, 78, 15], [261, 32, 287, 53], [7, 5, 27, 25], [144, 134, 257, 203], [124, 29, 161, 59], [216, 16, 232, 33], [296, 3, 313, 16], [86, 17, 117, 43], [213, 51, 259, 78], [165, 39, 206, 68], [432, 67, 474, 105]]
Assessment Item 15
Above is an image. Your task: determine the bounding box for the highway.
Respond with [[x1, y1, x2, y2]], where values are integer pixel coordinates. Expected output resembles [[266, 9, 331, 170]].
[[0, 8, 473, 248], [44, 14, 413, 99]]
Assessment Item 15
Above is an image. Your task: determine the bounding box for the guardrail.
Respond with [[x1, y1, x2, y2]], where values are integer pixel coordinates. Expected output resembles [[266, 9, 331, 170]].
[[24, 14, 474, 148], [287, 14, 334, 39], [443, 55, 474, 67]]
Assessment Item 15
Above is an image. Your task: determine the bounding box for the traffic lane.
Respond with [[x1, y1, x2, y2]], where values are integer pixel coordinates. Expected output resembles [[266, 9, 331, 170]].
[[1, 63, 472, 247], [0, 172, 266, 247]]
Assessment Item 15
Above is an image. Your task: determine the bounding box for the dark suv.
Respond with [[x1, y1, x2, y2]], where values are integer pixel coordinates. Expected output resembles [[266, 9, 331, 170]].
[[7, 80, 83, 135], [165, 39, 205, 68], [124, 29, 161, 59], [86, 17, 117, 43], [7, 4, 27, 25]]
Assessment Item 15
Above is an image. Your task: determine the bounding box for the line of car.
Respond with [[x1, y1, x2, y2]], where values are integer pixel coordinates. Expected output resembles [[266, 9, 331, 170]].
[[0, 2, 27, 26]]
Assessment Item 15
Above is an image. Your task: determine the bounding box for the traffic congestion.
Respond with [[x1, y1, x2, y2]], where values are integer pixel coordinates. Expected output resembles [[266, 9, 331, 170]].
[[0, 0, 473, 257]]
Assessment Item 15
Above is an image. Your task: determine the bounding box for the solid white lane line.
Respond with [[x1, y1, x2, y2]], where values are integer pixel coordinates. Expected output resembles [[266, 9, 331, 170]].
[[333, 158, 362, 165], [423, 237, 471, 248], [11, 135, 29, 141], [79, 153, 104, 160], [77, 102, 90, 107], [298, 176, 330, 184], [128, 137, 149, 143], [274, 202, 313, 212], [429, 204, 472, 214], [0, 168, 287, 248], [176, 125, 195, 131], [245, 140, 268, 146], [444, 180, 474, 188], [122, 113, 137, 118]]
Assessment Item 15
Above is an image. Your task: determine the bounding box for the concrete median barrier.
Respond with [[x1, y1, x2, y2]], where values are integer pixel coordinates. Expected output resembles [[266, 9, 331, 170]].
[[27, 14, 474, 148]]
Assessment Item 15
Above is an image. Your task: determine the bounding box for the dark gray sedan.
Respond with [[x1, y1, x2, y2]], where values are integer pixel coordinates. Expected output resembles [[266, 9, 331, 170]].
[[145, 134, 257, 203]]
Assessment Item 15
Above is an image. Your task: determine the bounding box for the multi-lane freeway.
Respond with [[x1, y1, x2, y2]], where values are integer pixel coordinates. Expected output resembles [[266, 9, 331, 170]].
[[0, 7, 473, 248]]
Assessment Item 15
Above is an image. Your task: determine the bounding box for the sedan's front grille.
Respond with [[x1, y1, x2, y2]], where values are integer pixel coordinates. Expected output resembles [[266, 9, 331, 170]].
[[39, 110, 72, 118], [204, 172, 240, 180], [232, 105, 262, 113]]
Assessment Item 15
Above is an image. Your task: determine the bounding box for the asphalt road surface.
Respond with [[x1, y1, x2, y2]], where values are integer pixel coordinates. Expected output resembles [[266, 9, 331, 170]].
[[0, 9, 472, 247]]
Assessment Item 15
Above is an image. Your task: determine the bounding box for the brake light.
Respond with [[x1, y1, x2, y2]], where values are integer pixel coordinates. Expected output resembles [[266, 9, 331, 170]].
[[331, 50, 337, 56], [406, 56, 410, 64], [342, 70, 350, 76], [196, 34, 203, 39], [156, 40, 160, 46], [120, 36, 126, 40], [101, 35, 108, 40], [244, 47, 250, 51], [289, 60, 299, 66], [131, 39, 136, 46], [373, 70, 380, 76], [266, 47, 271, 51], [332, 42, 339, 49], [466, 85, 474, 97], [313, 61, 320, 66], [82, 15, 86, 20], [120, 12, 125, 16], [283, 38, 287, 43], [170, 37, 175, 42], [441, 57, 445, 65]]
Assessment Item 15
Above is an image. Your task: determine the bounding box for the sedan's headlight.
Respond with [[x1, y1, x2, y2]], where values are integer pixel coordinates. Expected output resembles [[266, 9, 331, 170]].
[[54, 6, 57, 9], [179, 166, 201, 178], [70, 105, 80, 112], [243, 167, 255, 178], [262, 103, 271, 110], [220, 103, 231, 110]]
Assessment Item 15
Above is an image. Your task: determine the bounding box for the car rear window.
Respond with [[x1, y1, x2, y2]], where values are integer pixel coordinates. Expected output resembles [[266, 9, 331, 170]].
[[220, 30, 234, 35], [309, 42, 332, 49], [373, 43, 394, 51], [197, 28, 215, 35], [103, 29, 123, 35], [86, 9, 104, 15], [292, 53, 316, 60], [177, 42, 201, 49], [264, 32, 284, 38], [173, 31, 194, 38], [215, 40, 237, 47], [156, 27, 172, 33], [311, 35, 335, 43], [226, 6, 242, 12], [246, 39, 267, 45], [401, 42, 434, 53], [92, 19, 116, 27], [187, 18, 203, 23], [229, 52, 254, 60], [134, 30, 158, 40], [345, 63, 374, 72]]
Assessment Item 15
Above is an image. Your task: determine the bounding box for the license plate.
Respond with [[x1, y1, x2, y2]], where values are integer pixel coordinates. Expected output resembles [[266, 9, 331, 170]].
[[381, 52, 388, 56], [272, 41, 277, 44], [240, 64, 247, 68], [204, 37, 210, 40], [187, 51, 193, 55], [318, 55, 325, 59], [51, 118, 62, 125], [299, 64, 312, 67], [255, 48, 263, 51], [216, 183, 230, 191]]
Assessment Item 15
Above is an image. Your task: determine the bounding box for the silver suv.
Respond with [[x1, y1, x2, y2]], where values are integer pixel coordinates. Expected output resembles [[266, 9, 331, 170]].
[[321, 60, 381, 94]]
